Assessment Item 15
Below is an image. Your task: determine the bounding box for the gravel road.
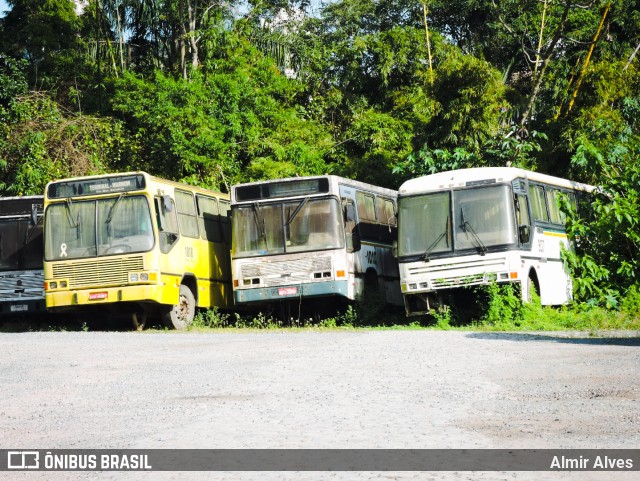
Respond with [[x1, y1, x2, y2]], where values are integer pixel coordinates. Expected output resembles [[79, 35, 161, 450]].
[[1, 330, 639, 481]]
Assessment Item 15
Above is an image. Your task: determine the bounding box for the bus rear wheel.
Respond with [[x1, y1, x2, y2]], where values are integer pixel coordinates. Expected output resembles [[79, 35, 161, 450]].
[[163, 284, 196, 330]]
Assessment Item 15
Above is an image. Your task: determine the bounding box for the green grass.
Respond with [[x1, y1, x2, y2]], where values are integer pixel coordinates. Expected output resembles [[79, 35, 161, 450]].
[[184, 283, 640, 333]]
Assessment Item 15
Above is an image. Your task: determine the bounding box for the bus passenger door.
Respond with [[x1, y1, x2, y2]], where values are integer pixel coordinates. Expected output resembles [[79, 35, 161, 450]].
[[515, 194, 531, 250], [343, 198, 360, 253]]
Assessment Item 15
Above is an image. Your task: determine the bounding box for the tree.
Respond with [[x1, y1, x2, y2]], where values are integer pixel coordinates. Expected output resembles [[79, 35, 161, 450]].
[[560, 58, 640, 305], [110, 33, 334, 189], [0, 0, 82, 88]]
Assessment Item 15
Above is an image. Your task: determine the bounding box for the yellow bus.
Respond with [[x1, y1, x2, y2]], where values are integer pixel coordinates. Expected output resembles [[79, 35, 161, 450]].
[[43, 172, 232, 329]]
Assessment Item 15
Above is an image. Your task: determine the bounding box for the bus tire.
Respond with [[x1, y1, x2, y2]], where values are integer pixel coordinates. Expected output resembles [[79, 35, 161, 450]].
[[131, 307, 148, 331], [524, 273, 540, 304], [364, 268, 379, 290], [163, 284, 196, 330]]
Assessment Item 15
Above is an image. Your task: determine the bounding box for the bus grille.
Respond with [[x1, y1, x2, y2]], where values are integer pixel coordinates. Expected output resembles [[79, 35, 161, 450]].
[[407, 257, 507, 277], [431, 273, 495, 288], [0, 271, 44, 298], [52, 256, 144, 288], [407, 256, 508, 289], [241, 256, 332, 287]]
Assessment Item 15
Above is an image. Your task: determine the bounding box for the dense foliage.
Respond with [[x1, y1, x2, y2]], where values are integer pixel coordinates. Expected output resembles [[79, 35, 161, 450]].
[[0, 0, 638, 308]]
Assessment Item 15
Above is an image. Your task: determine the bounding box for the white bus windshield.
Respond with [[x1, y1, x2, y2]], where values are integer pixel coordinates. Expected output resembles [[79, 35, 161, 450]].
[[398, 185, 517, 258], [232, 197, 344, 258], [44, 195, 154, 260]]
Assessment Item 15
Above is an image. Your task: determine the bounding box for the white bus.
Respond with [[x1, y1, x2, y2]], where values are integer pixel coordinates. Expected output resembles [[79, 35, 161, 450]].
[[397, 167, 594, 315], [231, 175, 403, 317]]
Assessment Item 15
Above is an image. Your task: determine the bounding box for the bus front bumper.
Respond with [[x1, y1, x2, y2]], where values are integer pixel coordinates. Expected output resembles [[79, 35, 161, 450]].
[[45, 283, 173, 309], [0, 297, 46, 315], [234, 280, 349, 305]]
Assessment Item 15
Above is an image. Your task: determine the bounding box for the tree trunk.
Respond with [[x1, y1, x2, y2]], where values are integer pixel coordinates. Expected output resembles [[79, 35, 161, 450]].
[[519, 0, 572, 130], [179, 0, 187, 79], [187, 0, 199, 70]]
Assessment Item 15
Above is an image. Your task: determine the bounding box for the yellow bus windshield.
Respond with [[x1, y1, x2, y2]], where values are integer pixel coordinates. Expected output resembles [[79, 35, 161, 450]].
[[44, 195, 154, 261]]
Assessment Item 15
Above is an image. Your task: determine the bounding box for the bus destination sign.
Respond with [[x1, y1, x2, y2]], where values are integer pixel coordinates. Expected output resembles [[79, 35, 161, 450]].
[[236, 178, 329, 202], [48, 175, 146, 199]]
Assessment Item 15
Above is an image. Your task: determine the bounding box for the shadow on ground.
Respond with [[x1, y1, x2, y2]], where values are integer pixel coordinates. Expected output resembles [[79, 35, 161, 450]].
[[466, 331, 640, 346]]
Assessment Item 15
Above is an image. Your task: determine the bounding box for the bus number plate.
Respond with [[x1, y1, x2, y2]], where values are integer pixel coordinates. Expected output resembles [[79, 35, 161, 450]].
[[278, 287, 298, 296], [10, 304, 28, 312], [89, 292, 108, 301]]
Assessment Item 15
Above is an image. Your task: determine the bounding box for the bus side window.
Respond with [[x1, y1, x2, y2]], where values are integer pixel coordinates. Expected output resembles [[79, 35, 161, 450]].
[[566, 192, 577, 219], [175, 190, 200, 239], [218, 200, 231, 244], [377, 197, 397, 242], [546, 188, 564, 224], [155, 196, 179, 253], [196, 194, 220, 242], [529, 185, 549, 223], [356, 191, 377, 241]]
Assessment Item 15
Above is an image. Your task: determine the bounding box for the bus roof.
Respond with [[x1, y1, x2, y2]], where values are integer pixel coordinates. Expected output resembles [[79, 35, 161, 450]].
[[45, 171, 228, 200], [399, 167, 595, 196], [231, 175, 397, 203]]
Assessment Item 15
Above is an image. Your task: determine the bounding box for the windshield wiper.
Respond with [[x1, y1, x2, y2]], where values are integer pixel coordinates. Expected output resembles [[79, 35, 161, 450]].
[[422, 215, 450, 262], [106, 193, 125, 225], [460, 207, 487, 255], [64, 198, 82, 240], [285, 197, 309, 227], [252, 202, 266, 240], [105, 193, 125, 239]]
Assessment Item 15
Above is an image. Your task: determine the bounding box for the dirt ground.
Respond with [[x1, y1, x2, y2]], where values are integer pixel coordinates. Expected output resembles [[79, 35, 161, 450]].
[[1, 329, 638, 480]]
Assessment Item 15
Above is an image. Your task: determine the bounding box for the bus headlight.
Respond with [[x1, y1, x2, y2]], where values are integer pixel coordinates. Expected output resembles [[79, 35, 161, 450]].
[[129, 272, 158, 283], [45, 280, 69, 291]]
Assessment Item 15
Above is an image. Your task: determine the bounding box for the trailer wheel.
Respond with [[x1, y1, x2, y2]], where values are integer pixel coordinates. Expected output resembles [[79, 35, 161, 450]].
[[163, 284, 196, 330]]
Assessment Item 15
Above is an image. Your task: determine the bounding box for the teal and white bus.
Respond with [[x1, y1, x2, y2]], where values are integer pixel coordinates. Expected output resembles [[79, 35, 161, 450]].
[[231, 175, 403, 317], [397, 167, 594, 315]]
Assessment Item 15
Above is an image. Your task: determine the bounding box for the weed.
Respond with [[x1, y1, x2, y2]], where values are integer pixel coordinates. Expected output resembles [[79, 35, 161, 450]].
[[192, 307, 232, 328], [318, 316, 337, 328], [478, 283, 527, 329], [432, 306, 452, 330], [331, 305, 358, 327]]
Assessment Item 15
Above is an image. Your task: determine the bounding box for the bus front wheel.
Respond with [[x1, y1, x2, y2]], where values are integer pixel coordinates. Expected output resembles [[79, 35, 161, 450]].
[[524, 274, 540, 304], [163, 284, 196, 330]]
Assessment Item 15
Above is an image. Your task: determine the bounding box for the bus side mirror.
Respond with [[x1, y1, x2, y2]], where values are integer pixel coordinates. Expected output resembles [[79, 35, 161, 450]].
[[344, 202, 356, 223], [519, 225, 530, 244], [163, 195, 174, 212]]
